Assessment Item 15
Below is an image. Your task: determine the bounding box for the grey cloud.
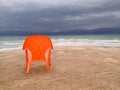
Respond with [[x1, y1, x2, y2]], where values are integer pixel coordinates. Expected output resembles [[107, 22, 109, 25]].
[[0, 0, 120, 32]]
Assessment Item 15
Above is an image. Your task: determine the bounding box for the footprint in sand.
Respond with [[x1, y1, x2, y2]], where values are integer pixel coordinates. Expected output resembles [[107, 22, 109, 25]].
[[104, 58, 119, 64]]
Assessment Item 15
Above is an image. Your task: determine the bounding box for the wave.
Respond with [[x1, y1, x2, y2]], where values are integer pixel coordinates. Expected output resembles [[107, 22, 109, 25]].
[[0, 40, 23, 52], [0, 38, 120, 52], [52, 38, 120, 47]]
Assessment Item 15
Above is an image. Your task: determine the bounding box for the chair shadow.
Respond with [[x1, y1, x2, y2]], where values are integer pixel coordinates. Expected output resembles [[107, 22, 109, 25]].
[[30, 64, 47, 74]]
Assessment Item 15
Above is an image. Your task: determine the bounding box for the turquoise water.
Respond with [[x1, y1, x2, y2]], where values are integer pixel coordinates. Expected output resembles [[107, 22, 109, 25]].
[[50, 34, 120, 40], [0, 34, 120, 51]]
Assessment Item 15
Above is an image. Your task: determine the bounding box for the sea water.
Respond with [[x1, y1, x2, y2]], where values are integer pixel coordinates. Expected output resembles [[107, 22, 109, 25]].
[[0, 34, 120, 52]]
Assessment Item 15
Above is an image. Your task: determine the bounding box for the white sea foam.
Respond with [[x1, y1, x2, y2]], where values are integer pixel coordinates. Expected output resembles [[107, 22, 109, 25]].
[[0, 40, 23, 52], [0, 47, 21, 52], [52, 39, 120, 47]]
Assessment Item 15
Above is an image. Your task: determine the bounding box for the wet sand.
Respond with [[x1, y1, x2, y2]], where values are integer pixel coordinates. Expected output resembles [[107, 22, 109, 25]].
[[0, 46, 120, 90]]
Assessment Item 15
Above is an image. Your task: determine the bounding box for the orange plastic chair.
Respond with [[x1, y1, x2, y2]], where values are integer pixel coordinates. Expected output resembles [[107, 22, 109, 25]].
[[23, 35, 53, 73]]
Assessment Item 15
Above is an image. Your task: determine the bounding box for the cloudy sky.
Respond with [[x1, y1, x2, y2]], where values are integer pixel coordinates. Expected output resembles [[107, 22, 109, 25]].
[[0, 0, 120, 33]]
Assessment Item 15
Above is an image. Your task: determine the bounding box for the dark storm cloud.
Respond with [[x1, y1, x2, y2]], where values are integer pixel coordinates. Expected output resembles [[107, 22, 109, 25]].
[[0, 0, 120, 32]]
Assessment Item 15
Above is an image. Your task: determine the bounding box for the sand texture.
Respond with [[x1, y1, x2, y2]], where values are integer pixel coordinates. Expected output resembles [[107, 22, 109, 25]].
[[0, 46, 120, 90]]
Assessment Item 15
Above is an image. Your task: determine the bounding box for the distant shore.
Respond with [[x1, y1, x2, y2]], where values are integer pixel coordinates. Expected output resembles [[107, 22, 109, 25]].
[[0, 46, 120, 90]]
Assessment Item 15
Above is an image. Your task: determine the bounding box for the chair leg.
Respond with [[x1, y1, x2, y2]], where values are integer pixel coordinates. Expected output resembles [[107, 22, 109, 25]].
[[48, 58, 51, 66], [25, 49, 32, 74], [45, 49, 51, 72], [26, 61, 30, 73], [46, 60, 50, 72], [48, 49, 51, 66]]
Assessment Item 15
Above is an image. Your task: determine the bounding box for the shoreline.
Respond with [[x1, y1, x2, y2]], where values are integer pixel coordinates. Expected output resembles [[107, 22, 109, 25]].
[[0, 45, 120, 52], [0, 46, 120, 90]]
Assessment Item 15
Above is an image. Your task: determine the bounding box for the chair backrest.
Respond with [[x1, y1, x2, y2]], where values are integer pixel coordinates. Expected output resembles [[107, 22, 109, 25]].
[[23, 35, 53, 60]]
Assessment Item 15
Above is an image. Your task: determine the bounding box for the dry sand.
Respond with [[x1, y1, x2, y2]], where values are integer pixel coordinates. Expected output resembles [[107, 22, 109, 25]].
[[0, 46, 120, 90]]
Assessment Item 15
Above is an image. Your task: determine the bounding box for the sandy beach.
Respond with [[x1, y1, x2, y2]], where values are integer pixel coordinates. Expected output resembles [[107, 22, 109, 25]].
[[0, 46, 120, 90]]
